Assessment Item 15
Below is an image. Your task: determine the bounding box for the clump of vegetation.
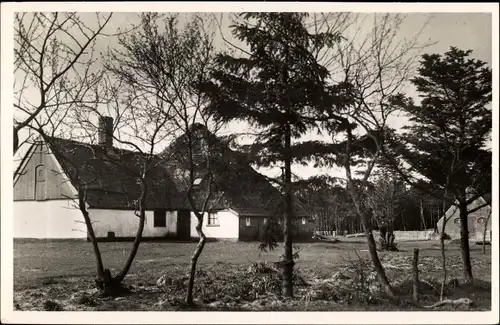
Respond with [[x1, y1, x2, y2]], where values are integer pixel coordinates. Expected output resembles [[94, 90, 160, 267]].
[[247, 261, 276, 274], [305, 252, 385, 305], [346, 257, 381, 304], [161, 260, 309, 306], [43, 299, 63, 311], [441, 233, 451, 240], [378, 235, 399, 252], [76, 294, 98, 307], [393, 275, 442, 297]]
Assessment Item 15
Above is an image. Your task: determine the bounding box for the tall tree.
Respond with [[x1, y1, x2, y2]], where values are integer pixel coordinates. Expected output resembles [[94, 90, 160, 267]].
[[14, 12, 164, 295], [14, 12, 113, 153], [200, 13, 351, 297], [308, 13, 431, 300], [386, 47, 492, 282], [20, 98, 176, 296], [105, 13, 219, 305]]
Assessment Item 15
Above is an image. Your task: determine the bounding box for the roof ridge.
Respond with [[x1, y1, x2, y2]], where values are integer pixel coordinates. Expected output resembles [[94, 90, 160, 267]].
[[47, 136, 164, 158]]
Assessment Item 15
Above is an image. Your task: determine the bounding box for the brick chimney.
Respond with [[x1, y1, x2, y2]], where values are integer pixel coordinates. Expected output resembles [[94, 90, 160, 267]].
[[98, 116, 113, 148]]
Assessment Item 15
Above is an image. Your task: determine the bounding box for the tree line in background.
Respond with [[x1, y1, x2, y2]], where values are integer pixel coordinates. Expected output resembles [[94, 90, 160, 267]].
[[294, 174, 449, 234], [13, 12, 491, 305]]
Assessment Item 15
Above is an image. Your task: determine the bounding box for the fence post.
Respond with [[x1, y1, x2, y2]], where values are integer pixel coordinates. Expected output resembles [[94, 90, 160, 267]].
[[412, 248, 420, 302]]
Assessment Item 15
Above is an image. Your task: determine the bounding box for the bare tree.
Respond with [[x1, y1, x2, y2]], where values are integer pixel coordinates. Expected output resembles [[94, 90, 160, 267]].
[[89, 79, 178, 291], [13, 12, 171, 295], [317, 13, 433, 300], [105, 12, 219, 305], [365, 176, 406, 251], [13, 12, 113, 153], [23, 87, 176, 295]]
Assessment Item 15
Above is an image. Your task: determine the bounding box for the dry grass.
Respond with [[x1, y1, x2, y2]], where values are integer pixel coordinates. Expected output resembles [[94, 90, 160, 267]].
[[13, 239, 492, 311]]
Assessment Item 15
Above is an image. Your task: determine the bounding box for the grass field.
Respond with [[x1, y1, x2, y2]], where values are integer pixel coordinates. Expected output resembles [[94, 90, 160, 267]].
[[13, 239, 492, 311]]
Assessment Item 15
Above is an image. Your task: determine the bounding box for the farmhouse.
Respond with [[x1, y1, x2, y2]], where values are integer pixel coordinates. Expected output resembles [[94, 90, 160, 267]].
[[161, 122, 314, 241], [14, 117, 314, 241], [436, 192, 492, 242]]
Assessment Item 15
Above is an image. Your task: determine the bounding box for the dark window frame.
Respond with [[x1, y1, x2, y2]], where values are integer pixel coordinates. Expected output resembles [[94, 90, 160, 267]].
[[154, 209, 167, 227], [34, 164, 46, 201], [207, 213, 219, 226], [35, 164, 46, 182]]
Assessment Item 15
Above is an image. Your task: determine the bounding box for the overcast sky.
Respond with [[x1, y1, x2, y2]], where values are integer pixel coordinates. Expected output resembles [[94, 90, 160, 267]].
[[12, 11, 493, 180]]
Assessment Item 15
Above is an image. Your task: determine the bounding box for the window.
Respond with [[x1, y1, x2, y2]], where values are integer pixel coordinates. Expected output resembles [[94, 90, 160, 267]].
[[263, 218, 268, 225], [34, 165, 46, 201], [302, 217, 307, 225], [36, 165, 46, 182], [154, 210, 167, 227], [453, 218, 461, 225], [208, 213, 219, 226], [477, 217, 486, 224], [245, 217, 251, 227]]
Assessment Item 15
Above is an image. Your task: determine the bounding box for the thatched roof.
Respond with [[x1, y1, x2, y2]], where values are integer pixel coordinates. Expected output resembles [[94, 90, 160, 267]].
[[161, 123, 309, 217], [25, 126, 310, 217], [46, 137, 182, 210]]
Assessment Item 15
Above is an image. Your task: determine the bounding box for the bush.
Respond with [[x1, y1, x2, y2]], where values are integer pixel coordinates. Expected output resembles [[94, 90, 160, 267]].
[[377, 231, 399, 251], [193, 261, 309, 304], [247, 261, 276, 274], [43, 299, 63, 311], [441, 233, 451, 240]]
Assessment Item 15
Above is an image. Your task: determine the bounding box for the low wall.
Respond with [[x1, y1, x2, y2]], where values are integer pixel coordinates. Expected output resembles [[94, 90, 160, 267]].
[[314, 230, 337, 237], [315, 230, 436, 241], [373, 230, 435, 241]]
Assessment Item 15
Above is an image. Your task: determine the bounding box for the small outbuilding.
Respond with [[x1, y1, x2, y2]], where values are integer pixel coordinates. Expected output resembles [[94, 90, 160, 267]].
[[436, 193, 492, 242]]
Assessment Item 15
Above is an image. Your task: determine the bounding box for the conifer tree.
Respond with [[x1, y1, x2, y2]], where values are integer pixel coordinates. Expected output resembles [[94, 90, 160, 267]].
[[387, 47, 492, 281], [201, 13, 351, 297]]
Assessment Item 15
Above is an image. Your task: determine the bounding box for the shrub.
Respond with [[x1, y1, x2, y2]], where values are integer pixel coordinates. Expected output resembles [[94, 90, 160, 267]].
[[377, 232, 399, 251], [43, 299, 63, 311], [247, 261, 276, 274], [441, 232, 451, 240]]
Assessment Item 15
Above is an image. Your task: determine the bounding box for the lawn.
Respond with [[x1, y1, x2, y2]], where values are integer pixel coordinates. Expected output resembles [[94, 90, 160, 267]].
[[13, 239, 492, 311]]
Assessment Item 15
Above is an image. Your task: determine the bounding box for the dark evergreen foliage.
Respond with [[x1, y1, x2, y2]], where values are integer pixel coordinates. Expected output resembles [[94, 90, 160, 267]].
[[200, 13, 353, 297]]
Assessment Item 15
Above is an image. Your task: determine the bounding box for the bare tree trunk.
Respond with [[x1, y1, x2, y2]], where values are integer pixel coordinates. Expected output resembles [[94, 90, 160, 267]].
[[366, 227, 396, 298], [440, 207, 451, 301], [439, 233, 447, 300], [114, 182, 147, 284], [482, 211, 491, 255], [13, 128, 19, 154], [458, 202, 473, 282], [186, 214, 207, 305], [412, 248, 420, 303], [420, 198, 427, 230], [282, 122, 294, 298], [347, 186, 397, 300], [78, 189, 105, 282]]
